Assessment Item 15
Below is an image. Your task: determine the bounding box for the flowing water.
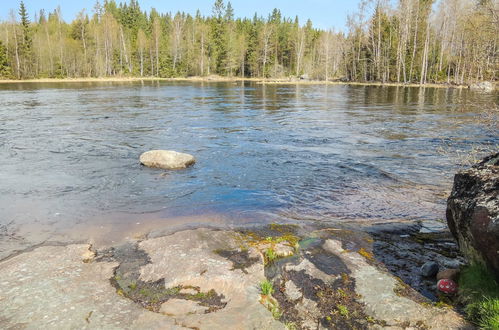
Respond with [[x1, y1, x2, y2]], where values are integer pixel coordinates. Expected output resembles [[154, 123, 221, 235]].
[[0, 81, 497, 257]]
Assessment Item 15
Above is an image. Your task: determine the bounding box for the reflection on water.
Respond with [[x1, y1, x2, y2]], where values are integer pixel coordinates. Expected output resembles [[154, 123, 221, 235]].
[[0, 81, 496, 255]]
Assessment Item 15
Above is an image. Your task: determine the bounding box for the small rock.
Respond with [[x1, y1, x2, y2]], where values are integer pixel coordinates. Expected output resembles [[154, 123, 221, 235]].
[[284, 280, 302, 301], [139, 150, 195, 170], [437, 269, 460, 282], [437, 279, 458, 294], [274, 242, 295, 257], [81, 249, 95, 263], [421, 262, 439, 277]]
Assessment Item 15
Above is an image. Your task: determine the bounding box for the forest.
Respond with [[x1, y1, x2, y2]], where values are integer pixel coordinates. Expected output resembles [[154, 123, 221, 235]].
[[0, 0, 497, 84]]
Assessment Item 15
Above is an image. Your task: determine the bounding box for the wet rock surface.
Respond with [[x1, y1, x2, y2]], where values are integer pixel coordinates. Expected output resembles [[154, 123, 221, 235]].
[[447, 152, 499, 276], [369, 220, 465, 301], [0, 225, 472, 329]]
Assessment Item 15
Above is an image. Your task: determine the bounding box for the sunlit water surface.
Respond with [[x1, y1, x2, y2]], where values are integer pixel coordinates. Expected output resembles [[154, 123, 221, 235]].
[[0, 81, 496, 256]]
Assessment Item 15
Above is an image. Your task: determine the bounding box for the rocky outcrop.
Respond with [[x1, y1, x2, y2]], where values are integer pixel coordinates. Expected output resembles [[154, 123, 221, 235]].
[[446, 153, 499, 276], [139, 150, 195, 170], [0, 226, 471, 329]]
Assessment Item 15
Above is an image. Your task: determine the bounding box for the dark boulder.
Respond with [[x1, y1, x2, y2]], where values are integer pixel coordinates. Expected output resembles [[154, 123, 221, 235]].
[[446, 153, 499, 277]]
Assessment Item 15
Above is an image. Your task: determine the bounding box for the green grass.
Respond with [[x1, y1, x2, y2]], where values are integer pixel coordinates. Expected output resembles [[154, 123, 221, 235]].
[[265, 248, 278, 264], [459, 263, 499, 329], [260, 279, 274, 296], [337, 304, 350, 319]]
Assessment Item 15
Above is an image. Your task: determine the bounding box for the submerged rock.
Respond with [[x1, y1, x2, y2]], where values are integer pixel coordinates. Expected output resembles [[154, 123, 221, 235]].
[[139, 150, 195, 170], [446, 153, 499, 277]]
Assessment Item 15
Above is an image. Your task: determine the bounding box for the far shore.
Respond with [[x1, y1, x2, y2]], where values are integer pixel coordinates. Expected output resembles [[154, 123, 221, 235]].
[[0, 76, 472, 89]]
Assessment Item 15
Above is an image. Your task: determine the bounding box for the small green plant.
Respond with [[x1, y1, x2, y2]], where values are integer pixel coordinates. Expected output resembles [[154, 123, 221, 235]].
[[337, 304, 350, 319], [128, 282, 137, 290], [265, 248, 277, 264], [285, 322, 298, 330], [271, 304, 282, 319], [164, 286, 181, 295], [260, 279, 274, 296], [337, 288, 347, 298]]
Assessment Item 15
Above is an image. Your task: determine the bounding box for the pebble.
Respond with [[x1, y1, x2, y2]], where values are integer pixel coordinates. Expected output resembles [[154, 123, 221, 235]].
[[420, 261, 439, 277], [436, 268, 460, 282]]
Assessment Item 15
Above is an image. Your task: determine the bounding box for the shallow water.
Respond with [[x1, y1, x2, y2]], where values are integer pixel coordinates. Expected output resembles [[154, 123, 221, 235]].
[[0, 81, 497, 255]]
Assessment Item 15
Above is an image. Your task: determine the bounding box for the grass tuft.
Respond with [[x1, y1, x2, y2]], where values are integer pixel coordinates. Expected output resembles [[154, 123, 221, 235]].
[[265, 248, 278, 264], [459, 263, 499, 329], [260, 279, 274, 296]]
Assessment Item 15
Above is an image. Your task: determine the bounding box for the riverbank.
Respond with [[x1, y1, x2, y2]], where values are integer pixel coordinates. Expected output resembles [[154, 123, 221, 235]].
[[0, 76, 472, 89], [0, 221, 472, 329]]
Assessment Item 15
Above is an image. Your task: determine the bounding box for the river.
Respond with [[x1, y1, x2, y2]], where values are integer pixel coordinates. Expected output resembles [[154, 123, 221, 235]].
[[0, 81, 496, 258]]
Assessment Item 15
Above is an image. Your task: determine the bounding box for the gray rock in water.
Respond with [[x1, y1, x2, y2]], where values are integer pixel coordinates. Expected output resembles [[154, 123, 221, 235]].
[[139, 150, 195, 170], [447, 152, 499, 277], [421, 261, 439, 277]]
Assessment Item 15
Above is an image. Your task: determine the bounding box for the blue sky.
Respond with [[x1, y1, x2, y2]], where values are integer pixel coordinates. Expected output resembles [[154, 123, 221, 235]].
[[1, 0, 360, 30]]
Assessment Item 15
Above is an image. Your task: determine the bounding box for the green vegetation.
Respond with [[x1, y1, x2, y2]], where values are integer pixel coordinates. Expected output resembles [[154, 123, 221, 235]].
[[260, 279, 274, 296], [337, 304, 350, 319], [459, 264, 499, 329], [264, 248, 277, 265], [0, 41, 11, 78], [270, 303, 282, 319], [0, 0, 496, 83]]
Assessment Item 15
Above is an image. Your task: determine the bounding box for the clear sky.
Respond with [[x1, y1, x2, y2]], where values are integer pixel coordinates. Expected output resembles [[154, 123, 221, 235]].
[[1, 0, 360, 31]]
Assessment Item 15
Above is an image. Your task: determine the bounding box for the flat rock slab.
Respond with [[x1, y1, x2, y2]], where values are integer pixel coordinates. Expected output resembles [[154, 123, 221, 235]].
[[139, 150, 195, 170], [138, 228, 284, 330], [0, 244, 182, 329]]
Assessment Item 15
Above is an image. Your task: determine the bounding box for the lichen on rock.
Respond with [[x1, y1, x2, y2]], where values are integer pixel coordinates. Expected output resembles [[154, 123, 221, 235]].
[[446, 152, 499, 277]]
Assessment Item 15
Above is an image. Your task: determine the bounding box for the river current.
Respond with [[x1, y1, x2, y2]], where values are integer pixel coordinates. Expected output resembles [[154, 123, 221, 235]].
[[0, 81, 496, 257]]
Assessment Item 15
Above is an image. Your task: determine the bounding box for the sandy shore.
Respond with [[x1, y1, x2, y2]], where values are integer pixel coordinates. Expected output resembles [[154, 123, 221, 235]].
[[0, 76, 470, 89]]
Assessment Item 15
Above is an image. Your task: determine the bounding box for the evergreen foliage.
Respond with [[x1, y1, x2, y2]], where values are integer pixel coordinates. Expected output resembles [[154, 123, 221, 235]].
[[0, 40, 11, 78], [0, 0, 496, 83]]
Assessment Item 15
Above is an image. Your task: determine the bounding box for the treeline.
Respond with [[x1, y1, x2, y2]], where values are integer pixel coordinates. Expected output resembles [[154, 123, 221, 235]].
[[0, 0, 497, 84]]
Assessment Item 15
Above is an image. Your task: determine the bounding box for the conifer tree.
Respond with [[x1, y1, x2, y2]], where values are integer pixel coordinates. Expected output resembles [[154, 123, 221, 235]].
[[18, 1, 33, 78], [0, 40, 11, 78]]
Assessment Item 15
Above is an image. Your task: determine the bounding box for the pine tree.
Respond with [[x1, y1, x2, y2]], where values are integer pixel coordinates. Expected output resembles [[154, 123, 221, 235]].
[[0, 40, 12, 78], [210, 0, 228, 74], [18, 1, 33, 78]]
